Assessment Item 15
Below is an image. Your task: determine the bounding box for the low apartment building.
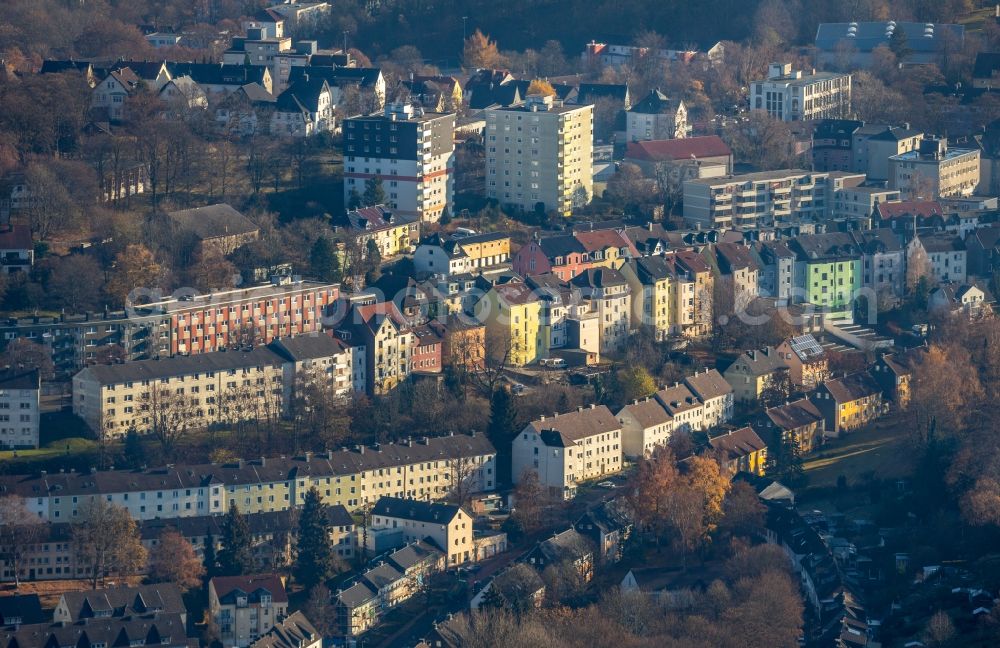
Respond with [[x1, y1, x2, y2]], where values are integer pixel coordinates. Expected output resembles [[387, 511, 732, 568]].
[[249, 611, 321, 648], [917, 233, 967, 284], [775, 334, 829, 388], [0, 434, 496, 522], [889, 137, 980, 199], [55, 584, 187, 624], [811, 372, 885, 436], [370, 497, 474, 566], [750, 63, 851, 122], [209, 574, 288, 648], [626, 89, 690, 141], [683, 368, 733, 428], [762, 397, 825, 454], [0, 368, 40, 449], [683, 170, 860, 230], [830, 185, 901, 226], [346, 205, 421, 259], [724, 346, 789, 403], [512, 405, 622, 499], [708, 427, 768, 476], [74, 346, 285, 437], [653, 383, 704, 432], [617, 397, 673, 459], [413, 231, 511, 276]]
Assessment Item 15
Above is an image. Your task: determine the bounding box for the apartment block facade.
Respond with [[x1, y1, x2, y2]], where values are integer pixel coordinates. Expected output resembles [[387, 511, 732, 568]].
[[0, 369, 40, 449], [343, 104, 456, 222], [889, 137, 981, 199], [751, 63, 851, 122], [486, 95, 593, 216]]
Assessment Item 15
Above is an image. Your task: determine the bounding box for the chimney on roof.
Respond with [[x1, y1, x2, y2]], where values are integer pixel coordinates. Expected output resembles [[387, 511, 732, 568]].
[[304, 451, 312, 462], [260, 456, 266, 466]]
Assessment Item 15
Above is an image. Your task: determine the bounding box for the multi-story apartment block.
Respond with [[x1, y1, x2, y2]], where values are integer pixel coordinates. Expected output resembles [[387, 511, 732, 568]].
[[852, 229, 906, 306], [750, 63, 851, 122], [812, 119, 863, 171], [621, 256, 672, 341], [0, 369, 40, 449], [683, 170, 863, 230], [570, 268, 631, 355], [889, 137, 981, 199], [683, 369, 733, 428], [626, 89, 690, 141], [754, 240, 796, 305], [854, 124, 923, 181], [474, 281, 545, 366], [512, 405, 622, 499], [370, 497, 474, 566], [723, 347, 789, 403], [209, 574, 288, 648], [344, 104, 456, 222], [0, 433, 496, 522], [485, 95, 593, 217], [336, 299, 413, 395], [917, 233, 967, 284], [789, 232, 863, 313], [72, 333, 367, 437], [616, 397, 673, 459], [714, 242, 760, 313], [670, 250, 714, 337], [653, 383, 704, 432]]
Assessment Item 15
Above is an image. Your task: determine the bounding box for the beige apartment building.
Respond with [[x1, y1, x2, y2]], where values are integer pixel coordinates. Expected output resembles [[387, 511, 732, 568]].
[[370, 497, 474, 566], [209, 574, 288, 648], [0, 434, 496, 522], [486, 95, 593, 216], [889, 137, 981, 199]]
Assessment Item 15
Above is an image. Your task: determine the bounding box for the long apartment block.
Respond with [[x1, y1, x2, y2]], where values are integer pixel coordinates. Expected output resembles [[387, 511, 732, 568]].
[[683, 169, 865, 230], [0, 433, 496, 522], [0, 278, 340, 377]]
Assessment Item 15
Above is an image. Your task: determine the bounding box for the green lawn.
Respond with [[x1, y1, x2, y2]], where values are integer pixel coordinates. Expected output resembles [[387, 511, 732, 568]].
[[803, 418, 915, 489], [0, 436, 96, 461]]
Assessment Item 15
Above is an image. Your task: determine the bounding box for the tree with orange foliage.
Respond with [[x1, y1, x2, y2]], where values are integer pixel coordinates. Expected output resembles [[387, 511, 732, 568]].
[[149, 528, 206, 591], [526, 79, 556, 97]]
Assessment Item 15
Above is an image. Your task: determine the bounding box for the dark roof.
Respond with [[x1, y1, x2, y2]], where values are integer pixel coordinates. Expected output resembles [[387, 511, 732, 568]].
[[166, 62, 270, 87], [211, 574, 288, 605], [371, 496, 463, 524], [40, 60, 94, 75], [60, 584, 186, 621], [630, 255, 673, 282], [289, 66, 382, 88], [851, 228, 903, 254], [765, 398, 824, 431], [974, 52, 1000, 79], [387, 539, 442, 572], [625, 136, 731, 162], [274, 76, 329, 113], [2, 613, 189, 648], [654, 383, 702, 415], [0, 368, 39, 391], [249, 611, 318, 648], [536, 234, 587, 259], [789, 232, 861, 262], [918, 233, 965, 253], [732, 347, 787, 376], [708, 426, 767, 462], [76, 346, 285, 384], [167, 203, 259, 241], [269, 334, 346, 362], [629, 88, 680, 114], [0, 594, 45, 626], [812, 119, 864, 140], [347, 205, 418, 232], [570, 267, 628, 290], [867, 125, 922, 141], [815, 21, 965, 55], [576, 83, 629, 103], [529, 528, 592, 565]]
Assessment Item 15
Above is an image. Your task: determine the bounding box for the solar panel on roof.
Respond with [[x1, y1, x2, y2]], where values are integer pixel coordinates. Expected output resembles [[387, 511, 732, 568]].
[[790, 334, 824, 359]]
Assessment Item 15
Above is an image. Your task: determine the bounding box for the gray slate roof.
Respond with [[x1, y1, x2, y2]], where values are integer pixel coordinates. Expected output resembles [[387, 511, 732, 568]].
[[167, 203, 259, 241]]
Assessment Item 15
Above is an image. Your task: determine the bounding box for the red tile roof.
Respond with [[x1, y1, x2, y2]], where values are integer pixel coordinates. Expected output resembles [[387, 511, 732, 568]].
[[876, 200, 943, 220], [625, 136, 732, 162], [574, 229, 639, 256]]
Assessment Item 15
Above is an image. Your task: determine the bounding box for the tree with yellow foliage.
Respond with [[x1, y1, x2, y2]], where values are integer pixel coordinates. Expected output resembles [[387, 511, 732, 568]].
[[526, 79, 556, 97], [107, 243, 164, 307], [463, 29, 505, 70]]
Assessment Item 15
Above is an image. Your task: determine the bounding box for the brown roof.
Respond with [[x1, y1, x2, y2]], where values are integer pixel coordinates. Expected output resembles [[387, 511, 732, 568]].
[[574, 229, 640, 256], [0, 225, 32, 250], [765, 398, 823, 431], [493, 281, 540, 306], [821, 372, 881, 403], [618, 398, 672, 428], [624, 136, 731, 162], [653, 384, 702, 415], [528, 405, 620, 446], [683, 369, 732, 401], [672, 249, 711, 274], [876, 200, 943, 220], [709, 426, 767, 462], [715, 242, 759, 273]]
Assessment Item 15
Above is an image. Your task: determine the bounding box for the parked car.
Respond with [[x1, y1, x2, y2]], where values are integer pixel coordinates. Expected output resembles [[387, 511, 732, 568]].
[[596, 481, 617, 489], [540, 357, 568, 369]]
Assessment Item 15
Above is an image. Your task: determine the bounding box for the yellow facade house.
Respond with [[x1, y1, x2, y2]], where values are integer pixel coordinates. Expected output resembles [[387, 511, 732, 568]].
[[475, 281, 546, 366], [621, 256, 672, 341]]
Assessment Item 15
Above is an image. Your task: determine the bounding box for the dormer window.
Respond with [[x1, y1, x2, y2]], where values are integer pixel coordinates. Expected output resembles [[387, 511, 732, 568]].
[[260, 594, 271, 606], [237, 595, 248, 608]]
